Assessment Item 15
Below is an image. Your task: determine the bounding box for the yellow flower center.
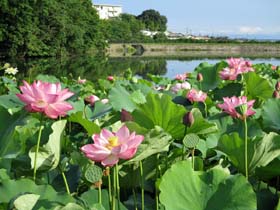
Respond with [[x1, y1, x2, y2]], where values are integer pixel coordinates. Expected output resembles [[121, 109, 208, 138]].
[[36, 100, 47, 108], [106, 136, 119, 150]]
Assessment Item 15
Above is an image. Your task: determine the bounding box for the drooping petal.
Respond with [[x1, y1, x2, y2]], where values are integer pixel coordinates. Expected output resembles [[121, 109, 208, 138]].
[[81, 144, 111, 161], [118, 148, 137, 159], [101, 155, 119, 167]]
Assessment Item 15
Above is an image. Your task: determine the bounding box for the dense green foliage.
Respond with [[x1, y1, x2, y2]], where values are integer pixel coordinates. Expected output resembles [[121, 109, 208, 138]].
[[102, 14, 147, 43], [137, 9, 167, 32], [0, 61, 280, 209], [0, 0, 105, 57]]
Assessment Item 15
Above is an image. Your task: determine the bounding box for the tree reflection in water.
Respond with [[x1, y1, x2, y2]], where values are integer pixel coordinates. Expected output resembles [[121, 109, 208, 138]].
[[0, 55, 167, 81]]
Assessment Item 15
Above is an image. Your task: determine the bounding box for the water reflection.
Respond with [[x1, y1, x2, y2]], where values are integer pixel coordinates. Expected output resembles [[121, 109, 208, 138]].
[[1, 56, 167, 81], [1, 55, 280, 81]]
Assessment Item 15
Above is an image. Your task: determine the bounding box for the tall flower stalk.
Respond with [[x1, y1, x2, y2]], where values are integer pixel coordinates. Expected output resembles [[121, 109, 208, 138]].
[[33, 125, 44, 181], [218, 96, 255, 179], [244, 116, 248, 179], [81, 125, 144, 208], [140, 160, 145, 210]]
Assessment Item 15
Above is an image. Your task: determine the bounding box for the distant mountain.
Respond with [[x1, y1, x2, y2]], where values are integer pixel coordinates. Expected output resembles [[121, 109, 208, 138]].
[[227, 34, 280, 41]]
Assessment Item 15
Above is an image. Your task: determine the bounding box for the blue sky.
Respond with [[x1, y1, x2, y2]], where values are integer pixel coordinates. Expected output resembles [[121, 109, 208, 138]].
[[93, 0, 280, 39]]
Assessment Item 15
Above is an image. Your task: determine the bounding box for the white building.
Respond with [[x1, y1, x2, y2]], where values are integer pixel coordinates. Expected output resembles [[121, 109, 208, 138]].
[[93, 4, 122, 19]]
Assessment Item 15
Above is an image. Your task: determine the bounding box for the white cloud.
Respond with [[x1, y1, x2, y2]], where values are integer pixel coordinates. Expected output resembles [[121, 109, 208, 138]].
[[239, 26, 263, 34]]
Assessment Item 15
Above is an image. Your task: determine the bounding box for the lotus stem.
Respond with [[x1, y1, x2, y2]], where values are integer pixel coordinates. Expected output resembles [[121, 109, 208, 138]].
[[191, 148, 195, 170], [112, 166, 116, 210], [61, 170, 71, 195], [132, 188, 138, 210], [204, 102, 208, 118], [140, 160, 145, 210], [33, 125, 44, 181], [244, 117, 248, 179], [98, 182, 102, 204], [115, 164, 121, 210], [107, 167, 112, 205]]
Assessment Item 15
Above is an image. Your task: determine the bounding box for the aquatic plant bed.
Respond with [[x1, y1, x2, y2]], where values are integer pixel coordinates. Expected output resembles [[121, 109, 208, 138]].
[[0, 59, 280, 210]]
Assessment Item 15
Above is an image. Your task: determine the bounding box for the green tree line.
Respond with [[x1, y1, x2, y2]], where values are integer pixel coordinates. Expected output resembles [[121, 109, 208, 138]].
[[0, 1, 168, 57], [0, 0, 106, 57]]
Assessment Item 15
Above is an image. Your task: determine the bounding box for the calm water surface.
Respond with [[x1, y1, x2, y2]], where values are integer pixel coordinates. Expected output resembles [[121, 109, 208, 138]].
[[164, 58, 280, 78], [2, 56, 280, 80]]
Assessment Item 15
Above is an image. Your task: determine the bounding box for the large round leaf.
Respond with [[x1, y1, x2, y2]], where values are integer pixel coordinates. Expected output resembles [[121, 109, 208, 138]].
[[132, 93, 186, 139], [218, 132, 280, 176], [194, 62, 225, 91], [262, 98, 280, 132], [159, 161, 256, 210], [244, 72, 273, 101]]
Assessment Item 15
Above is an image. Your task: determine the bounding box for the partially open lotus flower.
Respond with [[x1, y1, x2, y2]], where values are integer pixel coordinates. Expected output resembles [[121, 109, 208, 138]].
[[81, 125, 144, 167], [107, 76, 114, 81], [16, 80, 74, 119], [220, 58, 254, 80], [219, 67, 240, 80], [186, 88, 207, 103], [175, 73, 187, 81], [171, 82, 191, 93], [217, 96, 255, 119], [85, 95, 100, 106], [77, 76, 86, 84], [272, 65, 277, 70]]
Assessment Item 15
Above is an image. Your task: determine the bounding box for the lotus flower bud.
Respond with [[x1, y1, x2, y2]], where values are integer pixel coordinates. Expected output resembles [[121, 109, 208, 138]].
[[273, 90, 280, 98], [107, 76, 114, 81], [85, 95, 100, 106], [275, 81, 280, 91], [183, 111, 194, 127], [197, 73, 203, 82], [121, 109, 133, 122]]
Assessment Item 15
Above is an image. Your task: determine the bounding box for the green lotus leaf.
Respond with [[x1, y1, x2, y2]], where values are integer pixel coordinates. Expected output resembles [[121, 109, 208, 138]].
[[159, 161, 256, 210]]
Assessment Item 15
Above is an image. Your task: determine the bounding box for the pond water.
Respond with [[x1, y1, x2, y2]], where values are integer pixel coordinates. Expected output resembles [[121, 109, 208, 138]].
[[2, 56, 280, 81]]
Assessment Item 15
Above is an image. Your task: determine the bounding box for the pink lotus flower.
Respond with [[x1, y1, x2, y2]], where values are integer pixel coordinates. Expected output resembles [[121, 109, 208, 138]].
[[78, 76, 86, 84], [220, 58, 254, 80], [101, 98, 109, 104], [81, 125, 144, 166], [171, 82, 191, 93], [107, 76, 114, 81], [217, 96, 255, 119], [85, 95, 100, 106], [186, 89, 207, 103], [227, 58, 253, 73], [272, 65, 277, 71], [175, 74, 187, 81], [219, 67, 240, 80], [16, 80, 74, 119], [85, 95, 109, 106]]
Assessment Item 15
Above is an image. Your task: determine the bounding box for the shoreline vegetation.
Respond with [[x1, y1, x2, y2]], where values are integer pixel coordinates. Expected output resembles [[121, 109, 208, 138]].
[[108, 43, 280, 58]]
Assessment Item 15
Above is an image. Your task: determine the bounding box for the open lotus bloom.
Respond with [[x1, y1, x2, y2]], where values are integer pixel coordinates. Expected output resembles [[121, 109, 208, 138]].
[[219, 67, 240, 80], [16, 80, 74, 119], [175, 73, 187, 81], [171, 81, 191, 93], [217, 96, 255, 119], [81, 125, 144, 167], [220, 58, 254, 80], [186, 88, 207, 103]]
